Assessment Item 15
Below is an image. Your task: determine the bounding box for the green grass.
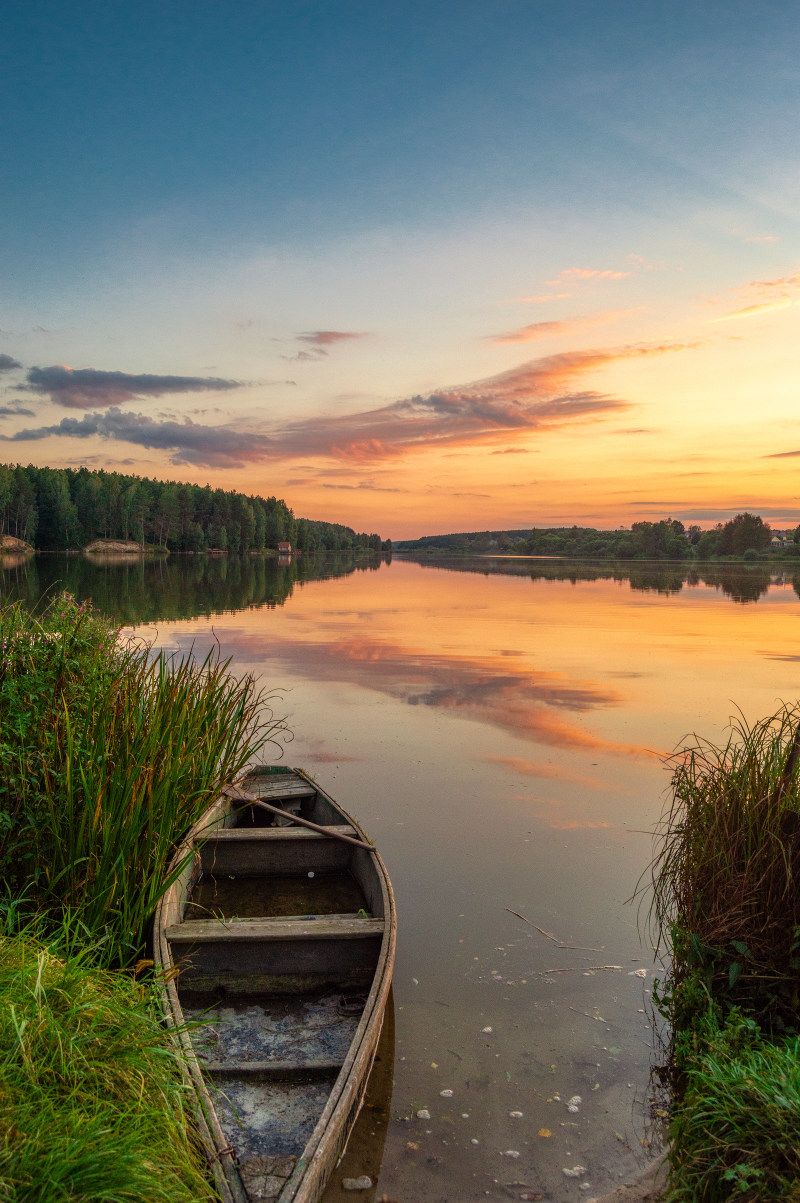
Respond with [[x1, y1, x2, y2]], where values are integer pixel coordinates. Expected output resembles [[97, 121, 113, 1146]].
[[0, 926, 217, 1202], [664, 1008, 800, 1202], [0, 592, 283, 966]]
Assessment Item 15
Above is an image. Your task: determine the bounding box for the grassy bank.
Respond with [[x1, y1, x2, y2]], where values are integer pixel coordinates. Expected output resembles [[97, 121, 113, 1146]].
[[0, 593, 282, 1197], [0, 927, 216, 1201], [652, 705, 800, 1201]]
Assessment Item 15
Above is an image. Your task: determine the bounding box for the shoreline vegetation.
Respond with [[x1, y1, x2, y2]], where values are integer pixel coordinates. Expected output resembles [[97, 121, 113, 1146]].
[[650, 706, 800, 1201], [0, 462, 387, 555], [395, 512, 798, 564], [0, 592, 285, 1197]]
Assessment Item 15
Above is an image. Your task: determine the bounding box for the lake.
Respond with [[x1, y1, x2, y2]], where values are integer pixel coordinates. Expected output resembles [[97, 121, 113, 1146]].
[[3, 551, 799, 1201]]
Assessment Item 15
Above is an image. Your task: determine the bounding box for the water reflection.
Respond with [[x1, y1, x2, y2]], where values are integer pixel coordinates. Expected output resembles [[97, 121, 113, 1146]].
[[0, 550, 388, 625], [405, 555, 796, 605]]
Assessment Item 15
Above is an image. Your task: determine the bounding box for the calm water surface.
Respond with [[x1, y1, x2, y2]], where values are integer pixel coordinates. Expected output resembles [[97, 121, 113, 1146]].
[[4, 552, 800, 1201]]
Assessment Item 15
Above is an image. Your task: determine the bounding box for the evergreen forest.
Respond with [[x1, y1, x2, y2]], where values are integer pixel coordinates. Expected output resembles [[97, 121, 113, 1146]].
[[0, 463, 383, 553]]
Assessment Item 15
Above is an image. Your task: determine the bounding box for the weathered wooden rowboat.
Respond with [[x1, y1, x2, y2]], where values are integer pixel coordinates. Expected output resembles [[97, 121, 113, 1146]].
[[154, 767, 396, 1203]]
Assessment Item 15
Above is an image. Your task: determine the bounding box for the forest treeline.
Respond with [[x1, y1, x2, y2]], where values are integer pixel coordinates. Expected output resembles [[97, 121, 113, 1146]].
[[396, 513, 796, 561], [0, 463, 384, 553]]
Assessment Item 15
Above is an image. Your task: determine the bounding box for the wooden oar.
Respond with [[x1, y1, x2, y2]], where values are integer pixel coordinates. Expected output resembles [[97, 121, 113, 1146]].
[[220, 786, 375, 851]]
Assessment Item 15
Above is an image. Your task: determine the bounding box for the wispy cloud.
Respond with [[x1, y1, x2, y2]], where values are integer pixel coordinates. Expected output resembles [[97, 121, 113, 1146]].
[[491, 319, 580, 344], [547, 267, 631, 285], [513, 292, 573, 304], [0, 354, 22, 372], [713, 299, 794, 322], [708, 270, 800, 321], [490, 309, 632, 345], [22, 365, 243, 409], [283, 330, 367, 362]]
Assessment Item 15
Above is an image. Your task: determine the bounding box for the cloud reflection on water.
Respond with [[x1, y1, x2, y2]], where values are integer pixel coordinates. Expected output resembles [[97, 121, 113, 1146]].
[[179, 626, 653, 758]]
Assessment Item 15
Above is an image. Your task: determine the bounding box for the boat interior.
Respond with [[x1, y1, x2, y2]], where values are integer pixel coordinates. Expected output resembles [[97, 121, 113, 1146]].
[[165, 769, 387, 1202]]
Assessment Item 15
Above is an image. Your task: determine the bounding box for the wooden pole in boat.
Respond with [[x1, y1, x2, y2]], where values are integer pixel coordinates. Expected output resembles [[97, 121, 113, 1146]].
[[220, 787, 376, 851]]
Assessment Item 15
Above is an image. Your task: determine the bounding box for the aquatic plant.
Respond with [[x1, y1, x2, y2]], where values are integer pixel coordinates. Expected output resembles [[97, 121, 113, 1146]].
[[0, 925, 215, 1201], [0, 593, 284, 966], [652, 703, 800, 1033]]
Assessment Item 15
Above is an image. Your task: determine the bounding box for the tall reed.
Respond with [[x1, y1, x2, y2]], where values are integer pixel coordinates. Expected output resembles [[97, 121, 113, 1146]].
[[652, 703, 800, 1031], [0, 594, 283, 965]]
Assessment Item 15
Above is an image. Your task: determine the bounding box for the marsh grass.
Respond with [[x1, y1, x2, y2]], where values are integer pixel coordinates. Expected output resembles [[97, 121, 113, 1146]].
[[652, 703, 800, 1031], [0, 925, 216, 1201], [0, 593, 284, 965], [652, 705, 800, 1200]]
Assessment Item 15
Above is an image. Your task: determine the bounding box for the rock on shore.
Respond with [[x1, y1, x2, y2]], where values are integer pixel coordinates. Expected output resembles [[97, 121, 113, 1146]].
[[84, 539, 146, 554], [0, 535, 34, 554]]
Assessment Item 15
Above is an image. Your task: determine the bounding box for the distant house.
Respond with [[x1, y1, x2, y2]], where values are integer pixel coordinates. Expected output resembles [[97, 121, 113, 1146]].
[[278, 541, 292, 553]]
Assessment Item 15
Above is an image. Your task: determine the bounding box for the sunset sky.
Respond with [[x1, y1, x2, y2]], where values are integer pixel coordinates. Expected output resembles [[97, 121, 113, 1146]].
[[1, 1, 799, 539]]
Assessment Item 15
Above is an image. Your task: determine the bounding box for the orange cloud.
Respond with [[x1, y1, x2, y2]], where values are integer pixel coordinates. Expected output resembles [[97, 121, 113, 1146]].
[[491, 319, 578, 344], [547, 268, 631, 285], [514, 292, 573, 303], [706, 270, 800, 319], [713, 299, 794, 321]]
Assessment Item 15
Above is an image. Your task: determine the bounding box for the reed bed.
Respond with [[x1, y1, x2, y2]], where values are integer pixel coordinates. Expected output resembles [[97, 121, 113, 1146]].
[[0, 592, 283, 965], [0, 925, 216, 1201], [652, 705, 800, 1201], [652, 703, 800, 1030]]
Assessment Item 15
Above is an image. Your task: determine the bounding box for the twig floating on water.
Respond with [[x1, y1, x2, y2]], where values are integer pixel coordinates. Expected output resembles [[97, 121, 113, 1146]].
[[541, 965, 624, 975], [504, 908, 602, 951]]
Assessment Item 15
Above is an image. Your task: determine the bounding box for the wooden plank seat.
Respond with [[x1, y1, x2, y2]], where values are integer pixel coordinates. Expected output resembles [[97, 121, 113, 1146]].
[[206, 826, 358, 842], [225, 779, 316, 802], [167, 916, 384, 943], [197, 826, 360, 875], [168, 915, 384, 984]]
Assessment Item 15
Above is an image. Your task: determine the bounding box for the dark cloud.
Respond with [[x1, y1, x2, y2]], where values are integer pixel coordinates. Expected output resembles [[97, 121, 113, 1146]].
[[283, 331, 367, 362], [0, 404, 35, 417], [23, 365, 243, 409], [1, 407, 272, 469], [765, 449, 800, 459], [0, 354, 22, 372]]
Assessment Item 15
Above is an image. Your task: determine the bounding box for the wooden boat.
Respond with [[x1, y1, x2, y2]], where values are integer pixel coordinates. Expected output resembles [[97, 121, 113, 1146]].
[[154, 767, 396, 1203]]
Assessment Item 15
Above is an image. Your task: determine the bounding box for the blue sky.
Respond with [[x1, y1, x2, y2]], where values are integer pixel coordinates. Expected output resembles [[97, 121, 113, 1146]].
[[2, 1, 799, 535]]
